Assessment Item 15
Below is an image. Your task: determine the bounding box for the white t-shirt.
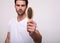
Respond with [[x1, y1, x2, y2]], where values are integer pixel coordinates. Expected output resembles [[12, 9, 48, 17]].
[[8, 17, 34, 43]]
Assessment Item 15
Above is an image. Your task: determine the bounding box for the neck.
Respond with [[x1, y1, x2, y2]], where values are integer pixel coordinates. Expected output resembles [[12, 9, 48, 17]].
[[17, 13, 26, 22]]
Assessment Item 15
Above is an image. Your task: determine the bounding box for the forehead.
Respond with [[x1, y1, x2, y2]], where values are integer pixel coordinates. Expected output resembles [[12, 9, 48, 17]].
[[16, 0, 26, 5]]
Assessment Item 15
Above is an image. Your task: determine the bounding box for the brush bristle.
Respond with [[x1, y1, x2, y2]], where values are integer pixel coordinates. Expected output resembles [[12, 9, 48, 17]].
[[27, 7, 33, 19]]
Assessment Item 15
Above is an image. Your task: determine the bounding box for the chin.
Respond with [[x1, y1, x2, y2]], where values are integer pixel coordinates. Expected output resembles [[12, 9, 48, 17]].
[[18, 13, 24, 16], [17, 11, 25, 16]]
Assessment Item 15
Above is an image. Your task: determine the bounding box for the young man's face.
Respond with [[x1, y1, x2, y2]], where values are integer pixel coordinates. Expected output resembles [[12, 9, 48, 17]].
[[15, 0, 27, 16]]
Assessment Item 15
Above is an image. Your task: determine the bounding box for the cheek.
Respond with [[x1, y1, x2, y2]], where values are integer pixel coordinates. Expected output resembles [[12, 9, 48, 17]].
[[16, 7, 19, 11], [22, 7, 26, 11]]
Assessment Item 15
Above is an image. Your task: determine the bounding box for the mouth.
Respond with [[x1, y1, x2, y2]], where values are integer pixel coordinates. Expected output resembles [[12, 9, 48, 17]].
[[17, 10, 25, 16], [18, 10, 23, 13]]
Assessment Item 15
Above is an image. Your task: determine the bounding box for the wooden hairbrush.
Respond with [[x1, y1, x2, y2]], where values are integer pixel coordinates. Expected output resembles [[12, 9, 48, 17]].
[[27, 7, 33, 20]]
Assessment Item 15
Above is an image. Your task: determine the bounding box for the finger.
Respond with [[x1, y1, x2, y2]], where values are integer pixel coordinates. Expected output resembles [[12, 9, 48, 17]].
[[27, 23, 35, 26], [27, 29, 32, 35], [27, 28, 36, 35], [27, 25, 36, 32], [27, 21, 36, 26], [27, 21, 37, 25], [27, 28, 32, 32], [27, 23, 37, 30], [27, 28, 34, 33], [27, 26, 35, 30]]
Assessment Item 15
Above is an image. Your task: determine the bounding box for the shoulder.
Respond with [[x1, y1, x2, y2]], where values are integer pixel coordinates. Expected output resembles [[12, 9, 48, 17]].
[[8, 18, 16, 25]]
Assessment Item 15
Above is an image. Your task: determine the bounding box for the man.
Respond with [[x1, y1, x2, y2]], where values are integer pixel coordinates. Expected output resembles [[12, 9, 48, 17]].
[[5, 0, 42, 43]]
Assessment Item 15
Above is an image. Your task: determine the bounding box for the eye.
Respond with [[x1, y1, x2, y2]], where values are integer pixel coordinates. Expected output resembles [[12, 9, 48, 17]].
[[21, 5, 25, 7], [16, 4, 20, 6]]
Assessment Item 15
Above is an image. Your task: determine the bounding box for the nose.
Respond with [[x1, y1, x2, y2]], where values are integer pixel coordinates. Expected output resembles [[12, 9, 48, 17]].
[[19, 6, 22, 9]]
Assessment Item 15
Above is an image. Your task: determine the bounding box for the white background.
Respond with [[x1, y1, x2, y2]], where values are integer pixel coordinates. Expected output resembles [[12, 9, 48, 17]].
[[0, 0, 60, 43]]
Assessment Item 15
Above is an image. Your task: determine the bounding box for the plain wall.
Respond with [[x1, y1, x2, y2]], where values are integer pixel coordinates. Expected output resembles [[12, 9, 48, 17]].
[[0, 0, 60, 43]]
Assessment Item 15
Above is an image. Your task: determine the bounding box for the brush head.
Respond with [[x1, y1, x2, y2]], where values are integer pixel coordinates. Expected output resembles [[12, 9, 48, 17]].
[[27, 7, 33, 19]]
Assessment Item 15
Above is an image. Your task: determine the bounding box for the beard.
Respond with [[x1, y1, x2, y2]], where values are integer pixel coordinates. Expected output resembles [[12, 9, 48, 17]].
[[17, 9, 26, 16]]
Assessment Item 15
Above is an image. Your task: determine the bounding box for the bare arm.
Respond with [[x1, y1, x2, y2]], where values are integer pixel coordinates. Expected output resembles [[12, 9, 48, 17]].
[[5, 32, 10, 43], [27, 20, 42, 43], [31, 30, 42, 43]]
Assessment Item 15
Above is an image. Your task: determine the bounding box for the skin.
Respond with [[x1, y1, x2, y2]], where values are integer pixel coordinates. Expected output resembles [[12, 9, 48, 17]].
[[5, 0, 42, 43], [15, 0, 27, 22]]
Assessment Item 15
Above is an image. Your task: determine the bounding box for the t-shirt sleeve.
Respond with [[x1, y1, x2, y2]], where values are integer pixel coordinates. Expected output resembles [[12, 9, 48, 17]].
[[8, 20, 11, 32]]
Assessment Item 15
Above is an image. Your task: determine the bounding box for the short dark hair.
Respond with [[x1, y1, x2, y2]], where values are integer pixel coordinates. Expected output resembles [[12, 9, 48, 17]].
[[15, 0, 28, 6]]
